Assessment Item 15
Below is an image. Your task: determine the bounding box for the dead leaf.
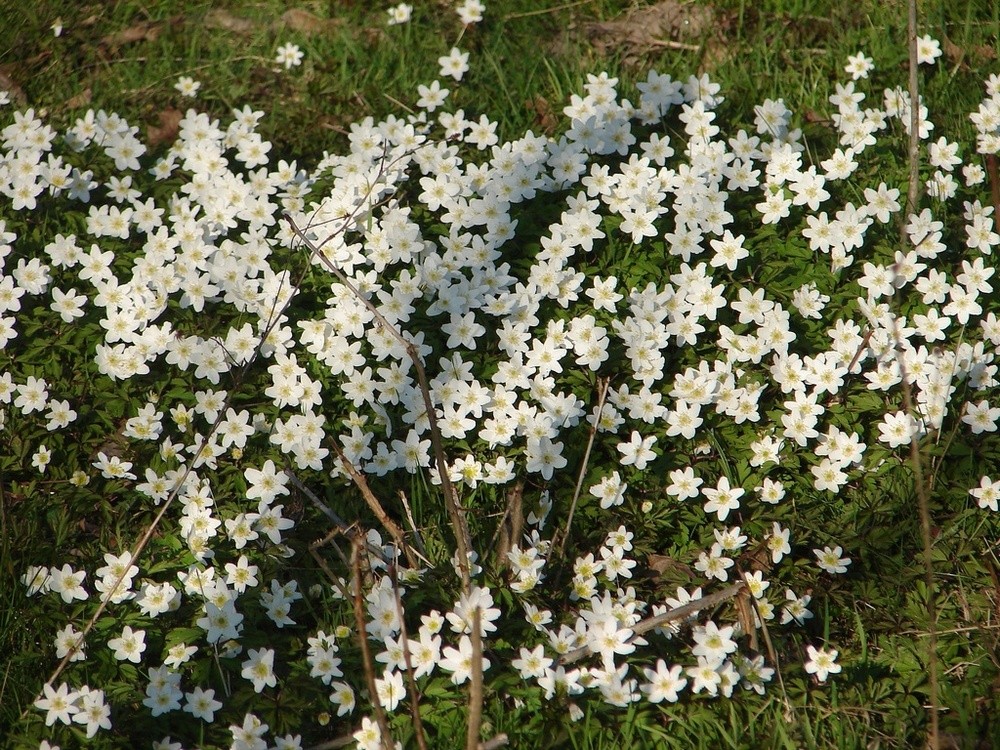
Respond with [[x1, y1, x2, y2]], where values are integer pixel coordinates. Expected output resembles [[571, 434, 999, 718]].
[[101, 20, 162, 48], [147, 108, 183, 147], [942, 35, 996, 70], [64, 88, 93, 110], [804, 108, 831, 125], [739, 541, 775, 576], [525, 95, 558, 135], [205, 9, 257, 35], [942, 36, 965, 67], [585, 1, 714, 59], [0, 70, 28, 107], [274, 9, 341, 36], [647, 553, 695, 581]]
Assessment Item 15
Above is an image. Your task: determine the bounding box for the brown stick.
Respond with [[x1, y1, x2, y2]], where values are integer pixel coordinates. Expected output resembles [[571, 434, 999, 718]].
[[308, 525, 353, 600], [905, 0, 921, 224], [286, 209, 484, 747], [466, 607, 484, 750], [389, 565, 429, 750], [351, 538, 394, 750], [397, 489, 429, 561], [305, 732, 360, 750], [492, 477, 525, 567], [986, 154, 1000, 219], [558, 582, 744, 665], [904, 1, 939, 745], [556, 377, 610, 558], [285, 211, 473, 590], [894, 319, 940, 749], [329, 438, 417, 569]]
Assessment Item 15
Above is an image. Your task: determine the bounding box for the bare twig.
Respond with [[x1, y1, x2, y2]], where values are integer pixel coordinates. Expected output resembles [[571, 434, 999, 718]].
[[904, 2, 939, 745], [382, 92, 415, 115], [558, 582, 744, 665], [986, 154, 1000, 219], [503, 0, 596, 21], [745, 578, 792, 715], [492, 478, 525, 567], [466, 607, 484, 750], [286, 195, 484, 745], [905, 0, 921, 222], [479, 735, 510, 750], [308, 526, 353, 600], [284, 468, 353, 530], [649, 39, 701, 52], [351, 538, 394, 750], [397, 489, 429, 562], [305, 732, 360, 750], [894, 319, 940, 749], [389, 565, 429, 750], [285, 211, 473, 591], [329, 439, 418, 569], [556, 377, 610, 558]]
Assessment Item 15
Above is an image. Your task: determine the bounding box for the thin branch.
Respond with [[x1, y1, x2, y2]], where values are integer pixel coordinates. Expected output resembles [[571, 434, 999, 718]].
[[491, 478, 525, 567], [287, 187, 484, 744], [479, 735, 510, 750], [389, 565, 429, 750], [397, 489, 430, 563], [556, 376, 610, 558], [649, 39, 701, 52], [904, 2, 939, 746], [284, 468, 353, 530], [305, 734, 358, 750], [329, 439, 418, 569], [351, 538, 394, 750], [285, 211, 473, 591], [895, 319, 941, 749], [466, 607, 484, 750], [308, 526, 353, 600], [905, 0, 922, 222], [503, 0, 596, 21], [558, 582, 744, 665], [987, 154, 1000, 219]]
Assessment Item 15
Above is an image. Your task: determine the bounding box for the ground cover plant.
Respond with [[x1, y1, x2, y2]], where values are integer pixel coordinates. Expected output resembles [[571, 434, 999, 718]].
[[3, 1, 1000, 748]]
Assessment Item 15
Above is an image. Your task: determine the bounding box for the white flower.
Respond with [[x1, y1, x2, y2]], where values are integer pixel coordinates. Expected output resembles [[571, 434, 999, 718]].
[[617, 430, 657, 470], [386, 3, 412, 25], [804, 645, 841, 681], [641, 659, 687, 702], [275, 42, 304, 69], [439, 635, 490, 684], [438, 47, 470, 82], [970, 476, 1000, 512], [916, 35, 942, 65], [34, 682, 79, 726], [108, 625, 147, 663], [174, 76, 201, 97], [844, 51, 874, 80], [702, 476, 744, 521], [241, 648, 277, 692], [184, 686, 223, 722], [813, 545, 851, 574]]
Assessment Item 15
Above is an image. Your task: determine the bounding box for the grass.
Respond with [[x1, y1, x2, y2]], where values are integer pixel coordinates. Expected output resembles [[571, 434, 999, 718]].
[[3, 0, 1000, 748], [1, 0, 987, 158]]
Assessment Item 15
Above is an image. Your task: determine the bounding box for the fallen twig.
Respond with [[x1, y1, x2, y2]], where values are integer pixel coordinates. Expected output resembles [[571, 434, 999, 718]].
[[558, 582, 744, 665], [556, 376, 610, 558]]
